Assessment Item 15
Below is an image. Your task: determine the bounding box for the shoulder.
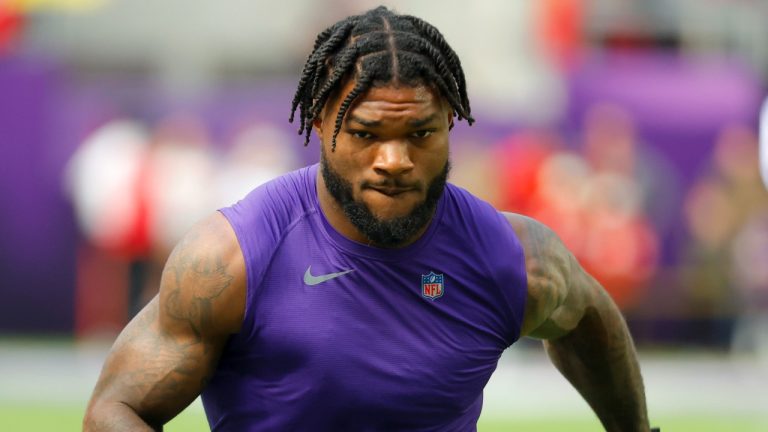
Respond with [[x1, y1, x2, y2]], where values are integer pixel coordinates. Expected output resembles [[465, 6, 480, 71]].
[[440, 185, 529, 261], [501, 212, 572, 285], [501, 212, 571, 270], [220, 165, 316, 265], [502, 213, 558, 243], [501, 213, 574, 336], [159, 211, 247, 336], [443, 183, 510, 231], [444, 182, 492, 211]]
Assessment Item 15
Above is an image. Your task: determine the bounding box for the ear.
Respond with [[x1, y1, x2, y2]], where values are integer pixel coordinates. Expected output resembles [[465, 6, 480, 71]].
[[447, 112, 455, 131], [312, 115, 327, 147]]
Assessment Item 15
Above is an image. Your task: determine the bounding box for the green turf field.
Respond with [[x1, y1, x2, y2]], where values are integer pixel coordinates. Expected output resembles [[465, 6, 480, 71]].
[[2, 403, 767, 431], [2, 339, 767, 431]]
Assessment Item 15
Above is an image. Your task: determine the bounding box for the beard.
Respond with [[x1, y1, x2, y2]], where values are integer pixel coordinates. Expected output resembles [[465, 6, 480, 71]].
[[320, 150, 450, 248]]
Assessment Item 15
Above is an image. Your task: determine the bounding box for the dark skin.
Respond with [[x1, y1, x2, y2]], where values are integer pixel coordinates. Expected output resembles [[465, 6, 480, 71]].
[[83, 79, 650, 431]]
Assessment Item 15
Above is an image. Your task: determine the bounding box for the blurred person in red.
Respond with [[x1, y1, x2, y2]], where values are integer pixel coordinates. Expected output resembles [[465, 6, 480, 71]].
[[497, 105, 660, 310], [65, 119, 153, 333], [494, 129, 563, 214], [576, 103, 661, 310]]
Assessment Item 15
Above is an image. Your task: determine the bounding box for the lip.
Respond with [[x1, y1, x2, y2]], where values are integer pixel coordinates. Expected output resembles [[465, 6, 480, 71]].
[[368, 186, 416, 197]]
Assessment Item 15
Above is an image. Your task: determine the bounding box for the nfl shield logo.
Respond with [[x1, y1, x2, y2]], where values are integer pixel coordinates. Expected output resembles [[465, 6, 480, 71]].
[[421, 271, 445, 300]]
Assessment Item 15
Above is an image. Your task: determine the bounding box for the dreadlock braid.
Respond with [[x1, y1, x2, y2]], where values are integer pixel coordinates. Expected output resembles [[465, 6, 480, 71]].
[[401, 15, 472, 121], [399, 51, 469, 122], [304, 45, 361, 144], [289, 6, 473, 150], [398, 36, 464, 119], [310, 44, 367, 121], [290, 20, 358, 127], [332, 71, 373, 151], [289, 25, 339, 123]]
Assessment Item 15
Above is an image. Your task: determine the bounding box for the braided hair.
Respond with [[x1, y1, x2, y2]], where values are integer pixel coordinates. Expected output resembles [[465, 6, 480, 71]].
[[289, 6, 474, 151]]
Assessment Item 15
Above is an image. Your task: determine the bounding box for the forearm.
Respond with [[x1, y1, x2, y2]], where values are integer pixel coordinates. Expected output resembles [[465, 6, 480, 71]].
[[83, 401, 160, 432], [543, 290, 649, 432]]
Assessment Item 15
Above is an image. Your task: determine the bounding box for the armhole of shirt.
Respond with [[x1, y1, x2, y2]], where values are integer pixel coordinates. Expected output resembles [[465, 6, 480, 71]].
[[446, 185, 529, 346], [493, 211, 528, 346], [216, 167, 315, 340], [507, 219, 528, 344], [217, 206, 260, 336]]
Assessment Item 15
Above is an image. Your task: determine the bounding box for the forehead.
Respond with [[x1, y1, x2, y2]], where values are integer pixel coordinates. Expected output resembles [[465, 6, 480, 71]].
[[334, 80, 445, 121]]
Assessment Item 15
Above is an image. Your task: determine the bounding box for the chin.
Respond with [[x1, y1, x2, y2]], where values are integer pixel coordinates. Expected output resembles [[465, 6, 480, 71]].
[[361, 191, 421, 220]]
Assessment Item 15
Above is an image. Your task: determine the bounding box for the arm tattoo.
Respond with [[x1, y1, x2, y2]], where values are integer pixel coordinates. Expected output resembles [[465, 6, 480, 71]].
[[521, 217, 568, 291], [85, 215, 241, 430], [138, 234, 234, 416], [508, 214, 573, 338], [164, 232, 234, 343]]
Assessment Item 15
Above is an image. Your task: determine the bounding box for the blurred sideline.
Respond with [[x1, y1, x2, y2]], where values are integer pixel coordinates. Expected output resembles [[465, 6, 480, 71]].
[[1, 338, 766, 422]]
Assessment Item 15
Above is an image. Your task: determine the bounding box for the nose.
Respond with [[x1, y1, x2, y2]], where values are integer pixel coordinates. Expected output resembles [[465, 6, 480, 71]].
[[373, 140, 414, 177]]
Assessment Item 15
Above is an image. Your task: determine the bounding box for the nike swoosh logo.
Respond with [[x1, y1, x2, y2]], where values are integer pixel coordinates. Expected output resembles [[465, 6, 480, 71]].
[[303, 265, 355, 286]]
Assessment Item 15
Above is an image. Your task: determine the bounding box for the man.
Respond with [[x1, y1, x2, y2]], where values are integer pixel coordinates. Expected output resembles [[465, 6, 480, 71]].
[[84, 6, 654, 431]]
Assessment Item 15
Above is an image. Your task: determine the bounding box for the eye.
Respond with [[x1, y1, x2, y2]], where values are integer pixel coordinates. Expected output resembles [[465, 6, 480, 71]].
[[411, 129, 434, 139], [349, 130, 374, 140]]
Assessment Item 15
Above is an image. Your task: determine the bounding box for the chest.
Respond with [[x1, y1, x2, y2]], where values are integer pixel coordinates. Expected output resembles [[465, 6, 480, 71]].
[[238, 232, 513, 416]]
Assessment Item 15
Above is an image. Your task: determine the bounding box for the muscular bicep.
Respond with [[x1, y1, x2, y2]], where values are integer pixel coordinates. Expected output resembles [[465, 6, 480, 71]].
[[87, 297, 224, 428], [523, 252, 600, 340], [505, 213, 595, 340], [85, 212, 246, 429]]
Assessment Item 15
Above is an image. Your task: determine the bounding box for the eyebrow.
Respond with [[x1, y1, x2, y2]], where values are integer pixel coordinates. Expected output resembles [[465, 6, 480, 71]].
[[347, 113, 439, 129], [347, 115, 380, 128], [408, 114, 438, 128]]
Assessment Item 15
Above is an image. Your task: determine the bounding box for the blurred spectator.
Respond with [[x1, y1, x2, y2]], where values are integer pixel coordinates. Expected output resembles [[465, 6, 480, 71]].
[[535, 0, 585, 70], [527, 149, 591, 253], [64, 112, 305, 328], [138, 115, 218, 307], [494, 129, 563, 214], [65, 119, 152, 335], [731, 211, 768, 360], [146, 115, 216, 256], [449, 139, 502, 205], [495, 106, 660, 310], [529, 147, 659, 310], [761, 95, 768, 189], [581, 102, 680, 234], [65, 119, 151, 260], [680, 124, 768, 349], [0, 2, 23, 55]]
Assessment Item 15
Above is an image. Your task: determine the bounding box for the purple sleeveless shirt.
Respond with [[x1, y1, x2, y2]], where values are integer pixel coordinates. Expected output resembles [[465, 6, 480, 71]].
[[203, 164, 527, 431]]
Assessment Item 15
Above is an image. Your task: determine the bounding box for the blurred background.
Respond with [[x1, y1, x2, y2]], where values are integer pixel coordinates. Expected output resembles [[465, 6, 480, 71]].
[[1, 0, 767, 430]]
